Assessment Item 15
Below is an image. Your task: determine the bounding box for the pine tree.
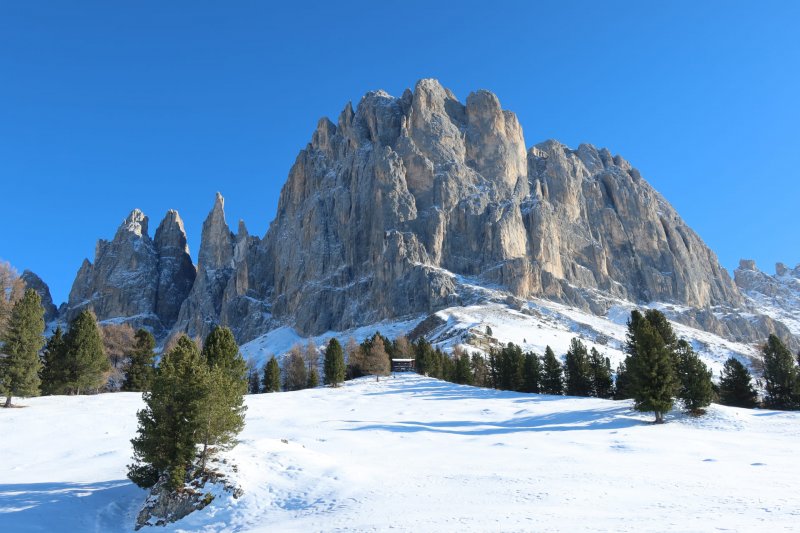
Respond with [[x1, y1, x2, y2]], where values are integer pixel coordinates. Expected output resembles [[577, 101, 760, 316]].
[[263, 356, 281, 392], [588, 347, 614, 398], [40, 326, 67, 395], [123, 329, 156, 392], [323, 338, 346, 387], [365, 338, 390, 382], [283, 345, 307, 391], [614, 360, 631, 399], [564, 338, 592, 397], [305, 340, 320, 388], [719, 357, 758, 408], [540, 346, 564, 395], [128, 336, 205, 490], [625, 310, 678, 423], [0, 288, 45, 407], [470, 352, 490, 387], [247, 359, 261, 394], [522, 351, 541, 393], [674, 340, 713, 413], [197, 327, 247, 472], [761, 334, 798, 410], [453, 346, 473, 385], [62, 309, 110, 394], [497, 343, 524, 391]]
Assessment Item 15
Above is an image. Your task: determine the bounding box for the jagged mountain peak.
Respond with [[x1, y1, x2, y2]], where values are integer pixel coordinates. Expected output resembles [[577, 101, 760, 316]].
[[117, 208, 149, 239]]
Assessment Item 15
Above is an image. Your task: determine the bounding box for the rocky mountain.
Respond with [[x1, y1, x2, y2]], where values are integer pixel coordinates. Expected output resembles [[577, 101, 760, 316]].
[[20, 270, 58, 323], [57, 79, 797, 350], [735, 260, 800, 336], [63, 209, 196, 336]]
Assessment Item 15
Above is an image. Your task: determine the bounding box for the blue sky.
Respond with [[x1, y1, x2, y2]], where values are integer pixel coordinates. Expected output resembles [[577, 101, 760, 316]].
[[1, 1, 798, 304]]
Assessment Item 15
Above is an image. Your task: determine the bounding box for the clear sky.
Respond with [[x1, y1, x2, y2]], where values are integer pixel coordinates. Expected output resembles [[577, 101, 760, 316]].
[[1, 1, 799, 305]]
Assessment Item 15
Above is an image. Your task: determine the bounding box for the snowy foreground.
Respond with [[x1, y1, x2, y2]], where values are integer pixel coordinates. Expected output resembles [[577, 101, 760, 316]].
[[2, 375, 799, 532]]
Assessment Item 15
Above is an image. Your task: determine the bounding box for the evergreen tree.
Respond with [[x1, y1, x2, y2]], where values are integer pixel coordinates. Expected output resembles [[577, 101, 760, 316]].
[[323, 338, 346, 387], [62, 309, 110, 394], [470, 352, 490, 387], [128, 336, 205, 490], [675, 340, 713, 413], [522, 351, 541, 393], [564, 338, 592, 396], [719, 357, 758, 408], [305, 340, 320, 388], [122, 329, 156, 392], [588, 347, 614, 398], [365, 338, 390, 381], [453, 346, 473, 385], [263, 356, 281, 392], [40, 326, 67, 395], [197, 327, 247, 471], [614, 359, 632, 400], [761, 334, 798, 410], [540, 346, 564, 395], [0, 288, 45, 407], [283, 345, 308, 391], [498, 343, 524, 391], [413, 338, 434, 377], [246, 359, 261, 394], [625, 310, 678, 423]]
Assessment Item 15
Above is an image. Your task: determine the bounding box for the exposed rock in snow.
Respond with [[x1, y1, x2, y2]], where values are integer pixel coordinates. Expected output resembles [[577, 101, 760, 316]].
[[734, 259, 800, 337]]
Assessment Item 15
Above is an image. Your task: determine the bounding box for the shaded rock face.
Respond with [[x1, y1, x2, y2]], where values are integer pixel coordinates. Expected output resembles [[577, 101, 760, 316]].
[[734, 259, 800, 341], [20, 270, 58, 323], [258, 79, 744, 336], [64, 209, 195, 335]]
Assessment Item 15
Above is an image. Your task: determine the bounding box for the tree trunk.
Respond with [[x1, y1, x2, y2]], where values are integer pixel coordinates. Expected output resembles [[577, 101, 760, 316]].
[[654, 411, 665, 424], [4, 395, 11, 408]]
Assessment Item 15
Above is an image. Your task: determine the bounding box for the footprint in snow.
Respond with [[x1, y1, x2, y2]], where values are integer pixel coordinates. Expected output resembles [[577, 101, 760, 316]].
[[751, 462, 766, 466], [702, 458, 716, 462]]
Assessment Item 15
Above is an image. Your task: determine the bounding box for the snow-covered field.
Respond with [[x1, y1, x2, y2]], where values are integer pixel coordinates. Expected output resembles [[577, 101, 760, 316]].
[[2, 375, 799, 532]]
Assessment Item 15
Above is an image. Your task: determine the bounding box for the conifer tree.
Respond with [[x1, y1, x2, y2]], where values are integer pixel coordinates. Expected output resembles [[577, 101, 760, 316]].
[[123, 329, 156, 392], [283, 345, 308, 391], [470, 352, 489, 387], [675, 340, 713, 413], [62, 309, 110, 394], [263, 356, 281, 392], [453, 346, 473, 385], [305, 340, 320, 388], [564, 338, 592, 396], [498, 343, 524, 391], [345, 337, 364, 379], [128, 336, 205, 490], [761, 334, 798, 410], [40, 326, 67, 395], [197, 327, 247, 471], [365, 338, 390, 382], [322, 338, 344, 387], [247, 359, 261, 394], [588, 347, 614, 398], [540, 346, 564, 395], [719, 357, 758, 408], [625, 310, 678, 423], [413, 338, 434, 377], [614, 359, 632, 400], [0, 288, 45, 407], [522, 351, 541, 393]]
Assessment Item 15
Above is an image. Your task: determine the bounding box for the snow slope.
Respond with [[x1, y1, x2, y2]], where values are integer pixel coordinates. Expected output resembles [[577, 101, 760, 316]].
[[2, 375, 799, 532]]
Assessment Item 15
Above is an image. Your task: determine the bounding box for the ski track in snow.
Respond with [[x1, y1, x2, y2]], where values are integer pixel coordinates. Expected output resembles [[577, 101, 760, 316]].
[[2, 375, 799, 532]]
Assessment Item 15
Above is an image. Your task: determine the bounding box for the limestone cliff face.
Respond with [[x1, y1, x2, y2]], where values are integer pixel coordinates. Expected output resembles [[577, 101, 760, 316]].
[[734, 259, 800, 337], [258, 79, 744, 336], [20, 270, 58, 323], [64, 209, 195, 334]]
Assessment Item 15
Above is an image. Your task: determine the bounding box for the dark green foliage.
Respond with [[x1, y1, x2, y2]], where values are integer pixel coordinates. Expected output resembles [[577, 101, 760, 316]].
[[719, 357, 758, 408], [0, 289, 45, 406], [675, 340, 713, 413], [62, 309, 110, 394], [247, 360, 261, 394], [307, 365, 320, 388], [564, 338, 592, 397], [540, 346, 564, 395], [643, 309, 677, 347], [201, 326, 241, 373], [485, 325, 493, 336], [453, 348, 472, 385], [588, 348, 614, 399], [761, 334, 799, 410], [323, 338, 346, 387], [470, 353, 490, 387], [128, 336, 206, 490], [263, 356, 281, 392], [40, 326, 67, 395], [625, 310, 678, 423], [522, 351, 541, 393], [614, 360, 631, 400], [122, 329, 156, 392]]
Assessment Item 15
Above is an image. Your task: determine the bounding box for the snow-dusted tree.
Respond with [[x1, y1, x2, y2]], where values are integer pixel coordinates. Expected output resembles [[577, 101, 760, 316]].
[[540, 346, 564, 395], [364, 338, 390, 382], [719, 357, 758, 408], [122, 329, 156, 392], [283, 344, 308, 391], [323, 338, 345, 387], [62, 309, 110, 394], [0, 288, 45, 407], [263, 356, 281, 392], [564, 338, 592, 397], [761, 334, 798, 410]]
